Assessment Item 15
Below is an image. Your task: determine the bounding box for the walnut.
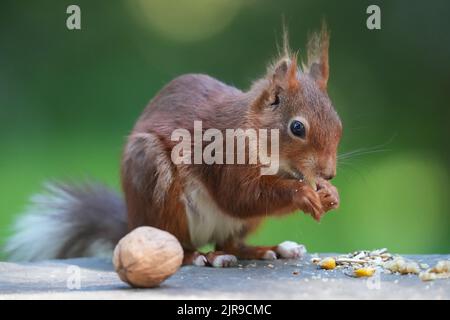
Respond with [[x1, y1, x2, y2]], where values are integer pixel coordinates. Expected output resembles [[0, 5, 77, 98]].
[[113, 226, 183, 288]]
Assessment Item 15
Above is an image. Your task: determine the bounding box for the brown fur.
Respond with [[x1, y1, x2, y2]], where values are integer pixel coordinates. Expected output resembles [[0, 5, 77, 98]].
[[121, 26, 342, 264]]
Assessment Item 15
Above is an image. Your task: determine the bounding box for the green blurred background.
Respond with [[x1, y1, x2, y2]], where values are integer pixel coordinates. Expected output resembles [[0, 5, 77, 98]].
[[1, 0, 449, 258]]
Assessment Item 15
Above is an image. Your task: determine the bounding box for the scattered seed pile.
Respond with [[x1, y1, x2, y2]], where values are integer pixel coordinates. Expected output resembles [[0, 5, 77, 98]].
[[311, 248, 450, 281], [419, 260, 450, 281]]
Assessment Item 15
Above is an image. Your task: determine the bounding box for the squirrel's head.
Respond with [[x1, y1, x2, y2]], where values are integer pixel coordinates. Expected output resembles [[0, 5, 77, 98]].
[[249, 24, 342, 186]]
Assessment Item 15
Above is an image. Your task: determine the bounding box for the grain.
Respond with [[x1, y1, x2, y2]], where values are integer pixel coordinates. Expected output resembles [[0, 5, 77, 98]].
[[319, 257, 336, 270], [354, 267, 376, 277]]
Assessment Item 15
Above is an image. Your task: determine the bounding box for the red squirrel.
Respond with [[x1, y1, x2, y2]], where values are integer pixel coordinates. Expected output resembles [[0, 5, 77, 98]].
[[5, 25, 341, 266]]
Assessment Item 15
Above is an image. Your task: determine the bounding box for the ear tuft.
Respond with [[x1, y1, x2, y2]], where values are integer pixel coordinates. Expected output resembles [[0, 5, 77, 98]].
[[272, 58, 289, 83], [304, 21, 330, 91], [287, 54, 299, 90]]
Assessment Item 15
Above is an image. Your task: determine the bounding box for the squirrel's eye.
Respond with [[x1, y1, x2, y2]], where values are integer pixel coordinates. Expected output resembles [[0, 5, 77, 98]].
[[290, 120, 306, 138]]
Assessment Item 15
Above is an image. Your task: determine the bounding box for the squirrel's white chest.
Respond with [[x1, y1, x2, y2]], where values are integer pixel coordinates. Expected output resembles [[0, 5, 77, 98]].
[[182, 178, 245, 248]]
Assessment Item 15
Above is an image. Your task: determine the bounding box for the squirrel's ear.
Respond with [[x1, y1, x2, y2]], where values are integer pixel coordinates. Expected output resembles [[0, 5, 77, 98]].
[[250, 58, 298, 112], [304, 22, 329, 91], [269, 56, 299, 91]]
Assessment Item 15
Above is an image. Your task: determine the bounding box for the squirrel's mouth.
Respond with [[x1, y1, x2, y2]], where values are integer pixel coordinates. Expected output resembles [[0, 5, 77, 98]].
[[278, 167, 318, 190]]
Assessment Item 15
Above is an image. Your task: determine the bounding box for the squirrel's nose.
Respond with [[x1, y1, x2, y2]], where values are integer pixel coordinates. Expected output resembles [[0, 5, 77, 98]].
[[319, 157, 336, 180], [322, 173, 335, 181], [319, 167, 336, 180]]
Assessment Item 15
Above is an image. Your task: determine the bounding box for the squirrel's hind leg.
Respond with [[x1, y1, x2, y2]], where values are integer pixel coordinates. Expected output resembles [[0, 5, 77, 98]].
[[183, 241, 307, 267], [216, 242, 278, 260], [215, 219, 307, 261]]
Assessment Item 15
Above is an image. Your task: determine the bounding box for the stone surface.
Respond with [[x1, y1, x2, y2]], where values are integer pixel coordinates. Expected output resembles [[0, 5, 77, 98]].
[[0, 254, 449, 299]]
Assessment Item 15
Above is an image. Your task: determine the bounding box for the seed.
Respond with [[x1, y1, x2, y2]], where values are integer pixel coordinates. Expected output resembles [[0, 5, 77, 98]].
[[311, 257, 321, 264], [419, 260, 450, 281], [370, 248, 388, 256], [419, 272, 437, 281], [353, 252, 366, 260], [384, 257, 420, 274], [354, 267, 376, 277], [335, 258, 367, 264], [319, 257, 336, 270], [405, 262, 421, 274], [433, 260, 450, 273]]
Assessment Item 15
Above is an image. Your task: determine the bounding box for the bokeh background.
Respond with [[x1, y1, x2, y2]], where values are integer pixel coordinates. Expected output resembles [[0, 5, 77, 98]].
[[1, 0, 449, 258]]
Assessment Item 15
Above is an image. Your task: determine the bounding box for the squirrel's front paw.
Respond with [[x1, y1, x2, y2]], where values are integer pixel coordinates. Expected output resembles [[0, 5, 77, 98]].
[[293, 185, 324, 221], [317, 178, 339, 212]]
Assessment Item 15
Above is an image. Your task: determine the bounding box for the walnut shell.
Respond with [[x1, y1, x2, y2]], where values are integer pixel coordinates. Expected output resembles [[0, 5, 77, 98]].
[[113, 226, 183, 288]]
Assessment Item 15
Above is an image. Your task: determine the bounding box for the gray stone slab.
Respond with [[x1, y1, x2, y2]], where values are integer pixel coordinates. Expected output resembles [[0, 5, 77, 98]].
[[0, 254, 449, 299]]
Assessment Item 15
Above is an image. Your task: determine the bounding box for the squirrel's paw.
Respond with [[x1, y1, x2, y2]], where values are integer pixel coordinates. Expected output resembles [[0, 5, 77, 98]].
[[183, 251, 208, 266], [206, 252, 238, 268], [293, 185, 324, 221], [192, 254, 208, 266], [262, 250, 277, 260], [317, 179, 339, 211], [276, 241, 307, 259]]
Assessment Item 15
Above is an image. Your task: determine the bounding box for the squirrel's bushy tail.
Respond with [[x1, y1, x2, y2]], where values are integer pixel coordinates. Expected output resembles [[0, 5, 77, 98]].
[[4, 182, 128, 261]]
